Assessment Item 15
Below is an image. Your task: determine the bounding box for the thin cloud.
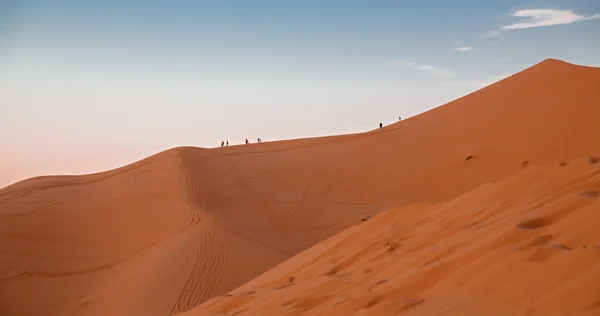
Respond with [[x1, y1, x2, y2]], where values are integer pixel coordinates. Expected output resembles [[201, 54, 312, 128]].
[[455, 46, 473, 52], [503, 9, 600, 30], [419, 65, 455, 77], [384, 61, 456, 78], [586, 13, 600, 20], [478, 9, 599, 40], [383, 61, 416, 68], [481, 30, 501, 38]]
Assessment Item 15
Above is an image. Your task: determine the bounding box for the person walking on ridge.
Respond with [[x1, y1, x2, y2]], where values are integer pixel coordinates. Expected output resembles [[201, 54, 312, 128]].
[[379, 123, 383, 128], [226, 141, 228, 146], [221, 141, 224, 147], [245, 138, 249, 144]]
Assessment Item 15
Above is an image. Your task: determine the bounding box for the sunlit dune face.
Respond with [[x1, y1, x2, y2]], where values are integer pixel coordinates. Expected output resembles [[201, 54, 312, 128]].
[[1, 59, 600, 316]]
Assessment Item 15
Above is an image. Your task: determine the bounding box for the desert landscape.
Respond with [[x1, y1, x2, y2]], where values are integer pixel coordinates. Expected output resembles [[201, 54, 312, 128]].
[[1, 58, 600, 316]]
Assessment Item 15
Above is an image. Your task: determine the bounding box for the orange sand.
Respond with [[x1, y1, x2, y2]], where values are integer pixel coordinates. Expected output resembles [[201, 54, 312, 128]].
[[1, 59, 599, 316], [184, 156, 600, 316]]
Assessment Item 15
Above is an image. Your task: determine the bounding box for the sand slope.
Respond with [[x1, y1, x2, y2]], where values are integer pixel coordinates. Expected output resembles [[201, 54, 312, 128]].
[[1, 58, 599, 316], [187, 156, 600, 316]]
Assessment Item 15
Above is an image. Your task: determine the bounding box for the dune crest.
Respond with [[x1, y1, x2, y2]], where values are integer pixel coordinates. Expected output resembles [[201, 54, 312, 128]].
[[1, 59, 599, 316]]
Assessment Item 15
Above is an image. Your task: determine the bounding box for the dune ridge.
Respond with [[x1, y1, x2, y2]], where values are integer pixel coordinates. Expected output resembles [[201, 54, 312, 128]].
[[1, 58, 599, 316]]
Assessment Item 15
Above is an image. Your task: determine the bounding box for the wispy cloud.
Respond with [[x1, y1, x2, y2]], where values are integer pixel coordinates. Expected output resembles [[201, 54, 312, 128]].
[[479, 9, 599, 40], [481, 30, 501, 38], [503, 9, 600, 30], [455, 46, 473, 52], [384, 61, 455, 78], [383, 61, 416, 68], [419, 65, 455, 77]]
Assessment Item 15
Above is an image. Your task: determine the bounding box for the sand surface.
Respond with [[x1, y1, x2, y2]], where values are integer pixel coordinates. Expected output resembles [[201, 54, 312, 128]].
[[183, 155, 600, 316], [1, 59, 599, 316]]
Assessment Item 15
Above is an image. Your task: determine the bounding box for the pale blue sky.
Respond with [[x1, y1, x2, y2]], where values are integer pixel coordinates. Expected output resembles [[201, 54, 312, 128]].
[[1, 0, 599, 186]]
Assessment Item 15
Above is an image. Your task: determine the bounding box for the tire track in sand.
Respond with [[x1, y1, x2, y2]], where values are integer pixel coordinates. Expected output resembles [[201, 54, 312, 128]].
[[212, 151, 305, 259], [0, 268, 34, 284], [220, 155, 282, 230], [166, 162, 228, 315], [221, 225, 295, 257], [306, 140, 383, 245], [287, 157, 342, 246], [279, 156, 340, 224]]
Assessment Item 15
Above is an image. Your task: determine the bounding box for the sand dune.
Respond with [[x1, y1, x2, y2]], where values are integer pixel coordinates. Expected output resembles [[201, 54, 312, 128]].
[[187, 155, 600, 316], [1, 58, 599, 316]]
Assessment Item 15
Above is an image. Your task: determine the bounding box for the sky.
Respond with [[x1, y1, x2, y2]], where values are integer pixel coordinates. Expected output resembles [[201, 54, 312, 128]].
[[1, 0, 599, 187]]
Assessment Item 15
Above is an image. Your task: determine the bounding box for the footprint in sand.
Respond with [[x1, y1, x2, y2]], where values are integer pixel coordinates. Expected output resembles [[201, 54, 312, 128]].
[[284, 296, 332, 311], [384, 240, 399, 252], [517, 217, 552, 230], [395, 298, 427, 312], [520, 234, 554, 249], [365, 295, 383, 309], [552, 244, 572, 251], [229, 308, 250, 316], [275, 282, 295, 290], [581, 190, 599, 198], [368, 279, 388, 292]]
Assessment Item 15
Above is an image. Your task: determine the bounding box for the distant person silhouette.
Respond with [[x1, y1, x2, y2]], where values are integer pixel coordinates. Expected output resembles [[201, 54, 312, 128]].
[[399, 116, 401, 121], [245, 138, 249, 144], [226, 141, 228, 146], [221, 141, 224, 147], [379, 123, 383, 128]]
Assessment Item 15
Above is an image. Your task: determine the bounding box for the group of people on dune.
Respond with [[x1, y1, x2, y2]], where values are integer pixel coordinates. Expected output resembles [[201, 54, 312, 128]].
[[221, 117, 401, 147], [379, 117, 401, 129], [220, 138, 262, 147]]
